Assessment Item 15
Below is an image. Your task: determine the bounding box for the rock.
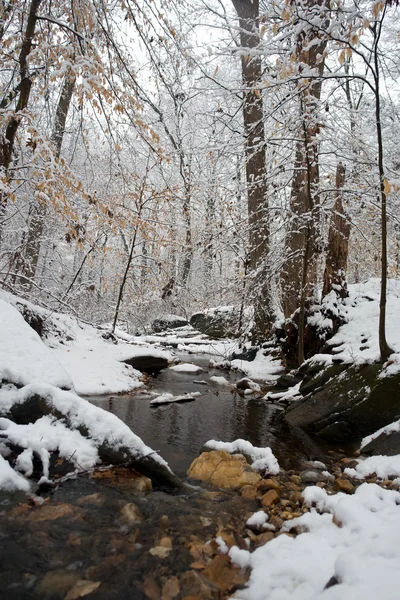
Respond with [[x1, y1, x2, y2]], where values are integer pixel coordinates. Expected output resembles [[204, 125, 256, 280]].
[[149, 546, 171, 558], [335, 478, 355, 494], [190, 306, 243, 339], [253, 531, 275, 548], [159, 536, 173, 549], [130, 475, 153, 492], [361, 429, 400, 457], [285, 363, 400, 442], [27, 503, 76, 522], [120, 503, 144, 524], [261, 489, 280, 508], [270, 515, 283, 530], [152, 315, 188, 333], [258, 478, 282, 494], [65, 580, 101, 599], [143, 575, 161, 600], [300, 471, 323, 484], [76, 493, 104, 506], [275, 373, 303, 389], [201, 555, 249, 593], [187, 450, 261, 490], [4, 390, 183, 490], [36, 571, 81, 596], [235, 378, 261, 393], [230, 347, 259, 362], [180, 570, 220, 600], [122, 355, 168, 375], [290, 475, 302, 485], [162, 576, 180, 600], [289, 492, 303, 505], [241, 485, 259, 500]]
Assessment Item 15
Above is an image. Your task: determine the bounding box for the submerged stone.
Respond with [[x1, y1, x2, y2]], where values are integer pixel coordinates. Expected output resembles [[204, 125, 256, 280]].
[[187, 450, 261, 490]]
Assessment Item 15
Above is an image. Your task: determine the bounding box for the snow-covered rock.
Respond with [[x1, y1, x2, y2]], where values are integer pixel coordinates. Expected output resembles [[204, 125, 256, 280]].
[[0, 383, 181, 491], [150, 392, 201, 406], [204, 439, 279, 475], [0, 299, 73, 390], [169, 363, 204, 374]]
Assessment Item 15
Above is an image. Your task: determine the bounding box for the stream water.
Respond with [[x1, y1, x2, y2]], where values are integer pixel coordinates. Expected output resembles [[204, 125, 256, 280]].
[[0, 354, 345, 599], [89, 353, 334, 476]]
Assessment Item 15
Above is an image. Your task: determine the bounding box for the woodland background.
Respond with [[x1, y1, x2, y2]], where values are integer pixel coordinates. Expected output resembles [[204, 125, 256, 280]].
[[1, 0, 399, 364]]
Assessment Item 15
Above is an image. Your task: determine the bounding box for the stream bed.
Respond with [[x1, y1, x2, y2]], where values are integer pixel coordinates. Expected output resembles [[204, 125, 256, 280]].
[[0, 354, 351, 599]]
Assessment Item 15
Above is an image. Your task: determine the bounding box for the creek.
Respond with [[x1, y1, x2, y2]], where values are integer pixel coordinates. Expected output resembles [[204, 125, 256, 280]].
[[89, 353, 336, 476], [0, 353, 347, 599]]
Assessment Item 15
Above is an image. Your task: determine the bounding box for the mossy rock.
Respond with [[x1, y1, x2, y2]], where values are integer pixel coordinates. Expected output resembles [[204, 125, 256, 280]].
[[285, 363, 400, 442], [299, 363, 348, 396]]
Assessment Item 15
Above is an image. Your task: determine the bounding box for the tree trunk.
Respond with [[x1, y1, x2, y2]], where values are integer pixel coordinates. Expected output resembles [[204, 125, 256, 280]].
[[19, 70, 76, 286], [373, 12, 393, 361], [179, 178, 192, 288], [322, 162, 350, 299], [0, 0, 42, 229], [280, 0, 329, 319], [231, 0, 273, 340]]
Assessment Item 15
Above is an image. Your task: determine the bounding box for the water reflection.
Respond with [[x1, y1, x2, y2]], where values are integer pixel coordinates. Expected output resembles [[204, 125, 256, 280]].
[[89, 355, 332, 476]]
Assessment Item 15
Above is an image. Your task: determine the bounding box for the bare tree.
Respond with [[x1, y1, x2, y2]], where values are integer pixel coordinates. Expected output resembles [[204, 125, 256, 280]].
[[231, 0, 273, 340]]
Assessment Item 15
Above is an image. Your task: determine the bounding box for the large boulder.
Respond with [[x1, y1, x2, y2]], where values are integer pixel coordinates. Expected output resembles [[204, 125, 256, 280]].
[[187, 450, 261, 489], [122, 355, 168, 375], [285, 363, 400, 442], [361, 430, 400, 457], [151, 314, 188, 333], [190, 306, 243, 338]]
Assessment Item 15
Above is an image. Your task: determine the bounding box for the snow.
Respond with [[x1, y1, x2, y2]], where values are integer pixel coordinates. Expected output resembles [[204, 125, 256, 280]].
[[246, 510, 269, 529], [231, 349, 283, 383], [150, 392, 201, 406], [0, 299, 73, 390], [233, 483, 400, 600], [344, 455, 400, 480], [0, 291, 171, 396], [210, 375, 231, 386], [204, 439, 279, 475], [0, 454, 31, 492], [309, 279, 400, 368], [0, 382, 170, 489], [169, 363, 204, 374], [361, 418, 400, 448], [264, 381, 301, 402]]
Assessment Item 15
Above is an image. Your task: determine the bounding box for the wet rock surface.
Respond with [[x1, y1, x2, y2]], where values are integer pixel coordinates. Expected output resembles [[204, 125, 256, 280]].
[[285, 363, 400, 442], [187, 451, 262, 490], [1, 447, 396, 600], [122, 355, 169, 375]]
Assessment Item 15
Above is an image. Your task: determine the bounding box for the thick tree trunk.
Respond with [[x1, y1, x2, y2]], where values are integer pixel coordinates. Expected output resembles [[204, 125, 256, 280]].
[[280, 0, 328, 319], [322, 162, 350, 299], [231, 0, 273, 340]]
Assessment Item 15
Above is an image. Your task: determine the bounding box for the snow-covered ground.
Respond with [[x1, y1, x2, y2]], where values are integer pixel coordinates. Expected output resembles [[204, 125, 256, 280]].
[[310, 278, 400, 372], [0, 290, 171, 395], [231, 483, 400, 600], [231, 349, 283, 383], [0, 295, 173, 491]]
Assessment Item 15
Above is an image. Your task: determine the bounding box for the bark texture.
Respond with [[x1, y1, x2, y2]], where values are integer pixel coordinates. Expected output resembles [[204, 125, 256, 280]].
[[281, 0, 329, 319], [231, 0, 273, 339], [322, 162, 350, 299]]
